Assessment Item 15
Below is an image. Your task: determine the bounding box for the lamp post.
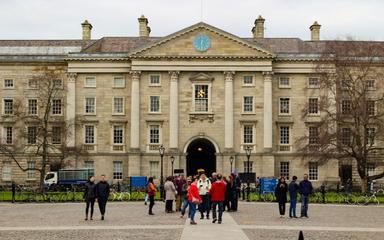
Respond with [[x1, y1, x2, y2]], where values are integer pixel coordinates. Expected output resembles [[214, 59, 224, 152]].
[[245, 146, 252, 202], [170, 156, 175, 176], [229, 156, 234, 173], [159, 145, 165, 200]]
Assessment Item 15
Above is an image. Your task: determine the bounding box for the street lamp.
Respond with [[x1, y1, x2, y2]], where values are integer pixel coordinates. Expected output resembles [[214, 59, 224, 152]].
[[245, 146, 252, 202], [159, 145, 165, 200], [170, 156, 175, 176], [229, 156, 234, 173]]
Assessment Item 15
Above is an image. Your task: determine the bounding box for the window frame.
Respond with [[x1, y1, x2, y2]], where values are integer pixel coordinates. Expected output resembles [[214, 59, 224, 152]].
[[149, 161, 160, 179], [279, 97, 291, 115], [112, 125, 124, 145], [243, 161, 254, 173], [112, 97, 125, 115], [309, 162, 319, 181], [51, 126, 62, 145], [84, 97, 96, 115], [242, 75, 254, 86], [84, 125, 96, 145], [84, 76, 96, 88], [242, 96, 254, 114], [3, 126, 13, 145], [27, 98, 38, 116], [26, 161, 36, 180], [113, 161, 123, 180], [2, 161, 12, 181], [149, 96, 161, 113], [192, 83, 211, 113], [278, 77, 291, 88], [27, 126, 38, 145], [308, 77, 320, 89], [308, 97, 320, 115], [51, 98, 62, 115], [280, 161, 290, 180], [149, 74, 161, 86], [52, 79, 63, 89], [3, 98, 14, 115], [3, 79, 14, 89], [113, 76, 126, 88]]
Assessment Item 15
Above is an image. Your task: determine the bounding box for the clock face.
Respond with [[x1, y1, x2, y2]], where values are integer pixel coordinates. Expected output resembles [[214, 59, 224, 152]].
[[193, 34, 211, 52]]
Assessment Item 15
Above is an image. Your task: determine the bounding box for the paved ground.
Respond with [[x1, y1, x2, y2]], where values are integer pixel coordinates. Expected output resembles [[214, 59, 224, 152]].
[[0, 202, 383, 240]]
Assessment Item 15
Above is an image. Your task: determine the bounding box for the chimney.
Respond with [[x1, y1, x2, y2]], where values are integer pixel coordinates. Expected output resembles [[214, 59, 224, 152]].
[[310, 21, 321, 41], [81, 20, 92, 40], [252, 15, 265, 38], [138, 15, 151, 37]]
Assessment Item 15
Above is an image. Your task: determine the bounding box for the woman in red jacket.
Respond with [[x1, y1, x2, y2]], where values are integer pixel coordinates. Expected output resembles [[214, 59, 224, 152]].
[[209, 174, 227, 224], [188, 176, 202, 225]]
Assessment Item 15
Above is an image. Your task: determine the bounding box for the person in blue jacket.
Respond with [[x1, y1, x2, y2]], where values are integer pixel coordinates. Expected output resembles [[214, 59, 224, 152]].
[[299, 174, 313, 218], [288, 176, 299, 218]]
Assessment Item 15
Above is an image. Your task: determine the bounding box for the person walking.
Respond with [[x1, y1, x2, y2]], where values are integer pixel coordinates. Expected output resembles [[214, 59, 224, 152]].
[[83, 176, 97, 221], [175, 175, 186, 212], [198, 174, 211, 219], [188, 176, 202, 225], [209, 174, 226, 224], [147, 177, 157, 215], [275, 176, 288, 217], [299, 174, 313, 218], [164, 176, 177, 213], [96, 175, 110, 220], [223, 176, 232, 211], [288, 176, 299, 218], [180, 177, 191, 218], [11, 181, 16, 203]]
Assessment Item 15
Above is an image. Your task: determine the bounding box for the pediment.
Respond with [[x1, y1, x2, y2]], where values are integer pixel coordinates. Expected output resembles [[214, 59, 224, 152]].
[[130, 22, 275, 59], [189, 72, 214, 81]]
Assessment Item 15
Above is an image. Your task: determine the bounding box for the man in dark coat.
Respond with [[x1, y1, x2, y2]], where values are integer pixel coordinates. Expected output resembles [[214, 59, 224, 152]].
[[96, 174, 110, 220], [288, 176, 299, 218], [275, 177, 288, 217], [299, 174, 313, 218]]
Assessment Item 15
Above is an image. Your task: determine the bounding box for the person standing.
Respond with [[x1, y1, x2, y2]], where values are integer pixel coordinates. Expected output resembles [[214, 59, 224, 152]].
[[175, 175, 186, 212], [223, 176, 232, 211], [147, 177, 157, 215], [11, 181, 16, 203], [188, 176, 202, 225], [198, 174, 211, 219], [210, 172, 217, 183], [209, 174, 226, 224], [96, 175, 110, 220], [299, 174, 313, 218], [275, 176, 288, 217], [83, 176, 97, 221], [288, 176, 299, 218], [230, 173, 241, 211], [180, 177, 191, 218], [164, 176, 177, 213]]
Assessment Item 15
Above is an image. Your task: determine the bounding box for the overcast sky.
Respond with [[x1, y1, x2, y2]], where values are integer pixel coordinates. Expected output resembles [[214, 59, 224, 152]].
[[1, 0, 383, 41]]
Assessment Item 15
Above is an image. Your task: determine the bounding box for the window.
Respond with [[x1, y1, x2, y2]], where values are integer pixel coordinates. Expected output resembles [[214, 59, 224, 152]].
[[28, 79, 38, 89], [366, 127, 375, 145], [52, 99, 62, 115], [113, 76, 125, 88], [341, 128, 351, 145], [243, 125, 254, 144], [28, 99, 38, 115], [243, 76, 253, 85], [280, 126, 290, 145], [3, 126, 12, 144], [341, 100, 351, 114], [149, 161, 159, 178], [367, 163, 376, 177], [27, 126, 37, 144], [52, 127, 61, 144], [279, 98, 290, 115], [279, 77, 290, 88], [3, 99, 13, 115], [149, 96, 160, 113], [85, 97, 96, 114], [85, 76, 96, 87], [27, 162, 36, 180], [149, 125, 160, 144], [366, 80, 375, 90], [243, 96, 254, 113], [113, 125, 124, 144], [309, 162, 318, 180], [149, 75, 161, 85], [113, 97, 124, 114], [85, 125, 95, 144], [243, 161, 253, 173], [52, 79, 62, 89], [308, 98, 319, 114], [2, 162, 12, 181], [308, 77, 319, 88], [4, 79, 14, 89], [309, 126, 319, 145], [113, 161, 123, 180], [194, 84, 209, 112], [280, 162, 289, 180], [341, 80, 351, 90], [367, 101, 375, 116], [84, 161, 94, 170]]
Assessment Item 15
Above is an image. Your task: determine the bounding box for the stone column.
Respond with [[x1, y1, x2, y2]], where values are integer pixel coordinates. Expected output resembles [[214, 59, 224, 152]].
[[130, 71, 141, 150], [224, 71, 235, 150], [169, 71, 180, 149], [263, 71, 274, 151], [66, 73, 77, 147]]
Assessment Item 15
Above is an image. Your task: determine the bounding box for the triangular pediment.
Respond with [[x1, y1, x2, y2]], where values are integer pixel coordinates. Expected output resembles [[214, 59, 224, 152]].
[[189, 72, 214, 81], [130, 22, 275, 59]]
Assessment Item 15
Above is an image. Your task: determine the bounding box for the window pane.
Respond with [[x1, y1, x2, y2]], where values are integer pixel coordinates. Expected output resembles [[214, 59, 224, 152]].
[[150, 75, 160, 85], [52, 127, 61, 144], [194, 85, 209, 112], [84, 161, 94, 169], [27, 162, 35, 179], [2, 162, 12, 181], [52, 99, 62, 115], [308, 77, 319, 88], [149, 161, 159, 178], [243, 125, 253, 144], [243, 161, 253, 173], [85, 77, 96, 87], [243, 76, 253, 85], [309, 162, 318, 180], [85, 125, 95, 144], [280, 162, 289, 180], [53, 79, 62, 89], [341, 100, 351, 114], [113, 161, 123, 180], [27, 126, 37, 144], [114, 98, 124, 114], [4, 79, 13, 88], [149, 125, 160, 144], [367, 101, 375, 116], [113, 125, 123, 144], [28, 99, 38, 115], [341, 128, 351, 145], [4, 99, 13, 114], [279, 77, 290, 86], [85, 98, 95, 114], [280, 98, 290, 114], [114, 77, 125, 87], [150, 96, 160, 112], [243, 96, 253, 112], [308, 98, 319, 114], [280, 126, 290, 144], [309, 127, 319, 145]]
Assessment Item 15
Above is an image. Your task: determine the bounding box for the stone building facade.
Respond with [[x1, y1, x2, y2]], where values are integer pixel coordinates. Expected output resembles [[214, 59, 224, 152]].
[[0, 16, 383, 187]]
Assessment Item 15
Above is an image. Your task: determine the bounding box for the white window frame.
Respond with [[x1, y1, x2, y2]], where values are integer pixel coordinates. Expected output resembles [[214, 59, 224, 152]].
[[84, 97, 96, 115], [112, 125, 124, 145], [112, 97, 125, 115], [84, 160, 94, 170], [279, 98, 291, 115], [192, 83, 212, 113], [84, 125, 96, 145], [2, 161, 12, 181], [278, 77, 291, 88], [367, 100, 376, 116], [149, 161, 160, 179], [242, 96, 254, 114], [280, 161, 290, 180], [147, 124, 162, 152], [309, 162, 319, 181], [308, 97, 320, 115], [113, 76, 126, 88], [149, 96, 161, 113], [28, 79, 38, 89], [27, 98, 38, 116], [3, 98, 14, 115], [26, 161, 36, 180], [3, 126, 13, 145], [113, 161, 123, 180], [3, 79, 14, 89], [51, 98, 62, 115], [242, 75, 254, 86], [149, 74, 161, 86], [84, 76, 96, 88], [308, 77, 320, 89]]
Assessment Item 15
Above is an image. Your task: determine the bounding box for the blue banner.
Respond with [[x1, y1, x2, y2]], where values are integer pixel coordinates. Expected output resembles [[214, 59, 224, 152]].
[[260, 178, 278, 194], [130, 176, 147, 188]]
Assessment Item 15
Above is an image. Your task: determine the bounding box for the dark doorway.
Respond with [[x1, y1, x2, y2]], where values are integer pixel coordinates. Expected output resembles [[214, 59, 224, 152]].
[[339, 165, 352, 186], [186, 138, 216, 177]]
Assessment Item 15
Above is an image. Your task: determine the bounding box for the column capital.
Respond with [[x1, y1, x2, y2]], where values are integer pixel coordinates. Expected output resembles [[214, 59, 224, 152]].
[[67, 72, 77, 83], [168, 71, 180, 81], [223, 71, 235, 81], [263, 71, 274, 81], [130, 71, 141, 79]]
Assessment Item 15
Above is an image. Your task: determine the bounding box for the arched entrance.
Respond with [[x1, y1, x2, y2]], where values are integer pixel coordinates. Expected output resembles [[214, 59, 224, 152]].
[[186, 138, 216, 177]]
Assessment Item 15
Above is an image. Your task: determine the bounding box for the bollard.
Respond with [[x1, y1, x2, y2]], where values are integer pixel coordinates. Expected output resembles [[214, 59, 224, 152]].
[[298, 231, 304, 240]]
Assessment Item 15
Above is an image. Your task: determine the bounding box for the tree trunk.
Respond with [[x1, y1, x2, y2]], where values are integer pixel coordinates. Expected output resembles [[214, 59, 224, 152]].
[[360, 176, 368, 193]]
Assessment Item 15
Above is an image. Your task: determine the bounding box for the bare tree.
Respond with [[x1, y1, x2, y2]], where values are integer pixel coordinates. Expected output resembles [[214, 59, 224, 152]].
[[0, 67, 86, 192], [297, 41, 384, 192]]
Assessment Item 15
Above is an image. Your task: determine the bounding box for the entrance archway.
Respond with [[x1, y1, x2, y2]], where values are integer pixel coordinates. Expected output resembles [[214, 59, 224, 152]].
[[186, 138, 216, 177]]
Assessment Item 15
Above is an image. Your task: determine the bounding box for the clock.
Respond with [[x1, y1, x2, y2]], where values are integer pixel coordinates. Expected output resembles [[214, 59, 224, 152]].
[[193, 34, 211, 52]]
